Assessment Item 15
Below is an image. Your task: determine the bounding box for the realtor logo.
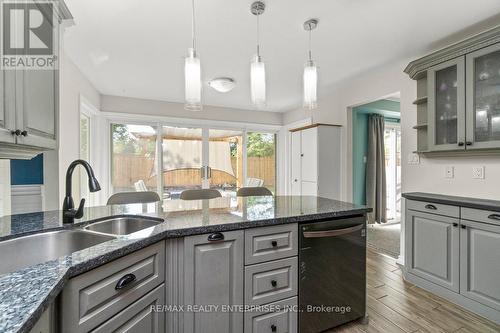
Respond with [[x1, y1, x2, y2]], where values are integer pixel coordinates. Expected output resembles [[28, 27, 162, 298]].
[[1, 0, 57, 69]]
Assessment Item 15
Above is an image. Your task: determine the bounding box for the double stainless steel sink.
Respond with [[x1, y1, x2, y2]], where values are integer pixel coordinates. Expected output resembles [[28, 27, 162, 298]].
[[0, 216, 163, 276]]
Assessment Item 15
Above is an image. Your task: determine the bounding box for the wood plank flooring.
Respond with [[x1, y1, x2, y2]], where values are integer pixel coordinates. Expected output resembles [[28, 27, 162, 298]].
[[327, 249, 500, 333]]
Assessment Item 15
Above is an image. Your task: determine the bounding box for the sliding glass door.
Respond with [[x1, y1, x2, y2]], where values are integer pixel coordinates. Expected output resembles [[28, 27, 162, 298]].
[[384, 123, 401, 221]]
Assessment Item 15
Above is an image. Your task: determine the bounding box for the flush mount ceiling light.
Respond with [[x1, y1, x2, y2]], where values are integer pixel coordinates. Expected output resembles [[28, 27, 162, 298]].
[[303, 18, 318, 110], [184, 0, 202, 111], [208, 77, 236, 93], [250, 1, 266, 109]]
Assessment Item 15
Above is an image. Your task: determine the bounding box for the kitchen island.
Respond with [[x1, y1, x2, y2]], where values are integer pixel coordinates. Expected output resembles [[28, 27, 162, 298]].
[[0, 196, 370, 333]]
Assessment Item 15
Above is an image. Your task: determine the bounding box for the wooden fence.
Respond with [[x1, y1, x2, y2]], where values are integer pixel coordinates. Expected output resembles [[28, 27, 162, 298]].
[[112, 154, 275, 189]]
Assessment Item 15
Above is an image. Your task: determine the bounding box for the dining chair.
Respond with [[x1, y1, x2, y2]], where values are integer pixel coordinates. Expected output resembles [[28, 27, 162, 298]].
[[236, 187, 273, 197], [107, 191, 160, 205], [180, 189, 222, 200]]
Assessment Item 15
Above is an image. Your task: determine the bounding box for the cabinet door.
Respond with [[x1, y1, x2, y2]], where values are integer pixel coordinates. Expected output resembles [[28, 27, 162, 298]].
[[300, 181, 317, 196], [290, 131, 301, 195], [300, 128, 317, 182], [460, 220, 500, 311], [0, 70, 16, 144], [465, 43, 500, 150], [184, 230, 244, 333], [15, 68, 57, 149], [406, 210, 459, 292], [428, 57, 465, 151]]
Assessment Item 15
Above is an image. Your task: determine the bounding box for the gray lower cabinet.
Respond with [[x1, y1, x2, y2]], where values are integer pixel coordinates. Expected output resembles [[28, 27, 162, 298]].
[[406, 209, 459, 292], [460, 220, 500, 311], [244, 297, 298, 333], [244, 224, 298, 265], [183, 230, 244, 333], [61, 241, 165, 332], [91, 284, 165, 333]]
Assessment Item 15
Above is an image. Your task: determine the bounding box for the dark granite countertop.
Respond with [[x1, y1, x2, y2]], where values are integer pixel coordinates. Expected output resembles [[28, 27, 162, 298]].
[[0, 196, 370, 333], [402, 192, 500, 212]]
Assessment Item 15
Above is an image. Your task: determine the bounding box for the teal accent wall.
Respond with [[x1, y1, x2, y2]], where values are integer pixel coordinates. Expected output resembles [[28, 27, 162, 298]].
[[352, 100, 400, 205], [10, 154, 44, 185]]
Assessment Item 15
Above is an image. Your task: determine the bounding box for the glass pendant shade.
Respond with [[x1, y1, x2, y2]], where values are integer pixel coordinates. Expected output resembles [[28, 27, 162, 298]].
[[250, 55, 266, 108], [185, 48, 202, 111], [303, 60, 317, 110]]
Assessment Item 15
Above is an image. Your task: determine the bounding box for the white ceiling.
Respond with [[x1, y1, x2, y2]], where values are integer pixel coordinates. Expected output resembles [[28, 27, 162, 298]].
[[64, 0, 500, 112]]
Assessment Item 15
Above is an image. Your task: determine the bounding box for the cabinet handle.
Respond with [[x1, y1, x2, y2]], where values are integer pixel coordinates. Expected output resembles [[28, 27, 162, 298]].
[[115, 273, 136, 290], [461, 225, 467, 229], [300, 153, 304, 157], [424, 204, 437, 210], [487, 214, 500, 221], [466, 141, 473, 146], [20, 130, 28, 136], [271, 240, 278, 247], [207, 232, 224, 242], [458, 142, 464, 146], [11, 129, 21, 136], [294, 179, 298, 182], [271, 324, 277, 332], [452, 223, 458, 227], [271, 280, 277, 287]]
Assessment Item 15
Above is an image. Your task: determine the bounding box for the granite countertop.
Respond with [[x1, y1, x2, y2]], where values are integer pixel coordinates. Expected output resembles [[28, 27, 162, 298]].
[[0, 195, 370, 333], [402, 192, 500, 212]]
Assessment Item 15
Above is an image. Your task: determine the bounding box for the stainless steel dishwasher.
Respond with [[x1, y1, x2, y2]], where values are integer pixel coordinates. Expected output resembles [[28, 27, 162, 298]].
[[299, 216, 367, 333]]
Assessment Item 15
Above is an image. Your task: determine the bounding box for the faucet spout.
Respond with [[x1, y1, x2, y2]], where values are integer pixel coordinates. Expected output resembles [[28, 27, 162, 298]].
[[62, 159, 101, 224]]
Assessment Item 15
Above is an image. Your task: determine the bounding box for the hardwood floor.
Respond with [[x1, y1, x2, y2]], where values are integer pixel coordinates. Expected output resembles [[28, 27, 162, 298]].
[[327, 249, 500, 333]]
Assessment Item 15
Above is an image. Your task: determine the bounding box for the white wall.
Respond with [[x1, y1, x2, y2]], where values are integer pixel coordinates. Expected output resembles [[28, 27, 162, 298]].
[[58, 51, 101, 206], [101, 95, 283, 126]]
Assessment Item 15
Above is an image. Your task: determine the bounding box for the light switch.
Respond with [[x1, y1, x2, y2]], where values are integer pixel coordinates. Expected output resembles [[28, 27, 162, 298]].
[[445, 166, 454, 178], [472, 166, 485, 179]]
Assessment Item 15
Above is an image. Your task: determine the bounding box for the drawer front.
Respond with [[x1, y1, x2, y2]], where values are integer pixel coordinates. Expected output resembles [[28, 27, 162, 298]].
[[244, 297, 297, 333], [61, 241, 165, 333], [245, 257, 298, 306], [461, 207, 500, 226], [91, 284, 165, 333], [406, 199, 459, 218], [245, 224, 298, 265]]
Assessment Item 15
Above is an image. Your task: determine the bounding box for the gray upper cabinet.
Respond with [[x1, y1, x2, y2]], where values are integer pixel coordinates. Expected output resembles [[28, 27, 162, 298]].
[[465, 43, 500, 150], [183, 230, 244, 333], [428, 57, 465, 151], [406, 209, 459, 292], [0, 71, 16, 145], [460, 220, 500, 311]]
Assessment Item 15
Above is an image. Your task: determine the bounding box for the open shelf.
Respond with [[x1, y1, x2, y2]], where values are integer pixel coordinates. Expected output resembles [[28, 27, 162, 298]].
[[413, 96, 428, 105]]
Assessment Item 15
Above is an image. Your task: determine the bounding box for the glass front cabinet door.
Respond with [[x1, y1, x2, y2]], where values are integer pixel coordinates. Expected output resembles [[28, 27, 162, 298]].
[[428, 57, 466, 151], [466, 43, 500, 150]]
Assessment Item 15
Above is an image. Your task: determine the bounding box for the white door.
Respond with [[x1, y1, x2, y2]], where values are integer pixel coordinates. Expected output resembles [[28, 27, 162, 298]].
[[290, 131, 301, 195], [300, 128, 317, 183]]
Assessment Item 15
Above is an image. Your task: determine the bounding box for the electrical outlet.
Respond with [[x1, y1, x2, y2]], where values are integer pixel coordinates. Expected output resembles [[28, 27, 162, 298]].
[[445, 166, 454, 178], [472, 166, 485, 179]]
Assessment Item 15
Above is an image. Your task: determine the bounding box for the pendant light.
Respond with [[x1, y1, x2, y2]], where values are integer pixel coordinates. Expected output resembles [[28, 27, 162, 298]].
[[185, 0, 202, 111], [250, 1, 266, 108], [303, 19, 318, 110]]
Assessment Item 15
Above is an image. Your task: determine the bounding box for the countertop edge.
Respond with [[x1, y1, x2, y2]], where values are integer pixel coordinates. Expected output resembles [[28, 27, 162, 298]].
[[402, 192, 500, 212]]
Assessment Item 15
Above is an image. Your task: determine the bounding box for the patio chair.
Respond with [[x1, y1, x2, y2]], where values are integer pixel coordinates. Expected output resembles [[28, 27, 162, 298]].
[[245, 177, 264, 187], [134, 180, 148, 192], [236, 187, 273, 197], [107, 191, 160, 205], [180, 189, 222, 200]]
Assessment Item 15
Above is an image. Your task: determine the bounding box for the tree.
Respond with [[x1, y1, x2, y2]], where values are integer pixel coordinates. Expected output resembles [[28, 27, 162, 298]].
[[247, 133, 275, 157]]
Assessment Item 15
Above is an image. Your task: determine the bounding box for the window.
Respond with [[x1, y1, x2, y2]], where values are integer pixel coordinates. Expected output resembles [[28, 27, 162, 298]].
[[110, 123, 159, 194], [246, 132, 276, 193], [79, 113, 91, 201], [384, 123, 401, 221]]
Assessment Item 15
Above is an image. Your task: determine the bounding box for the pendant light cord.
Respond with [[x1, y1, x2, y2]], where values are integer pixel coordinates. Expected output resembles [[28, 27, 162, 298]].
[[256, 14, 260, 57], [308, 27, 312, 62], [191, 0, 196, 50]]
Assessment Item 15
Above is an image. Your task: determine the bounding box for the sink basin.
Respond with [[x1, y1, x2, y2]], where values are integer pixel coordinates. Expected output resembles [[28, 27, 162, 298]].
[[84, 217, 162, 236], [0, 230, 114, 275]]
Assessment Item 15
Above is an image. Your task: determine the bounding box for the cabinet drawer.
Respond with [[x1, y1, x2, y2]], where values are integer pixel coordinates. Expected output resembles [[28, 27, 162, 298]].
[[245, 257, 298, 306], [406, 199, 459, 218], [61, 241, 165, 333], [245, 224, 298, 265], [461, 207, 500, 226], [244, 297, 297, 333], [91, 284, 165, 333]]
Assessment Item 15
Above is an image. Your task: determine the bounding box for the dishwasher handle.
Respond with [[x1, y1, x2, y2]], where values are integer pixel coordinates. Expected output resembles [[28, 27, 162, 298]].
[[303, 224, 364, 238]]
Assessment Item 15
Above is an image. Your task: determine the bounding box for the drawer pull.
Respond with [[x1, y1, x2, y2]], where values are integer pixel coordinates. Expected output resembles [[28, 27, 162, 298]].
[[425, 204, 437, 210], [452, 223, 458, 227], [207, 232, 224, 242], [115, 273, 136, 290], [461, 225, 467, 229], [271, 324, 277, 332], [271, 240, 278, 247], [487, 214, 500, 221], [271, 280, 277, 287]]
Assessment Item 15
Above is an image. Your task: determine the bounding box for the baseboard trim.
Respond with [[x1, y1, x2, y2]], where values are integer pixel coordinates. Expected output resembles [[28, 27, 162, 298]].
[[404, 271, 500, 325]]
